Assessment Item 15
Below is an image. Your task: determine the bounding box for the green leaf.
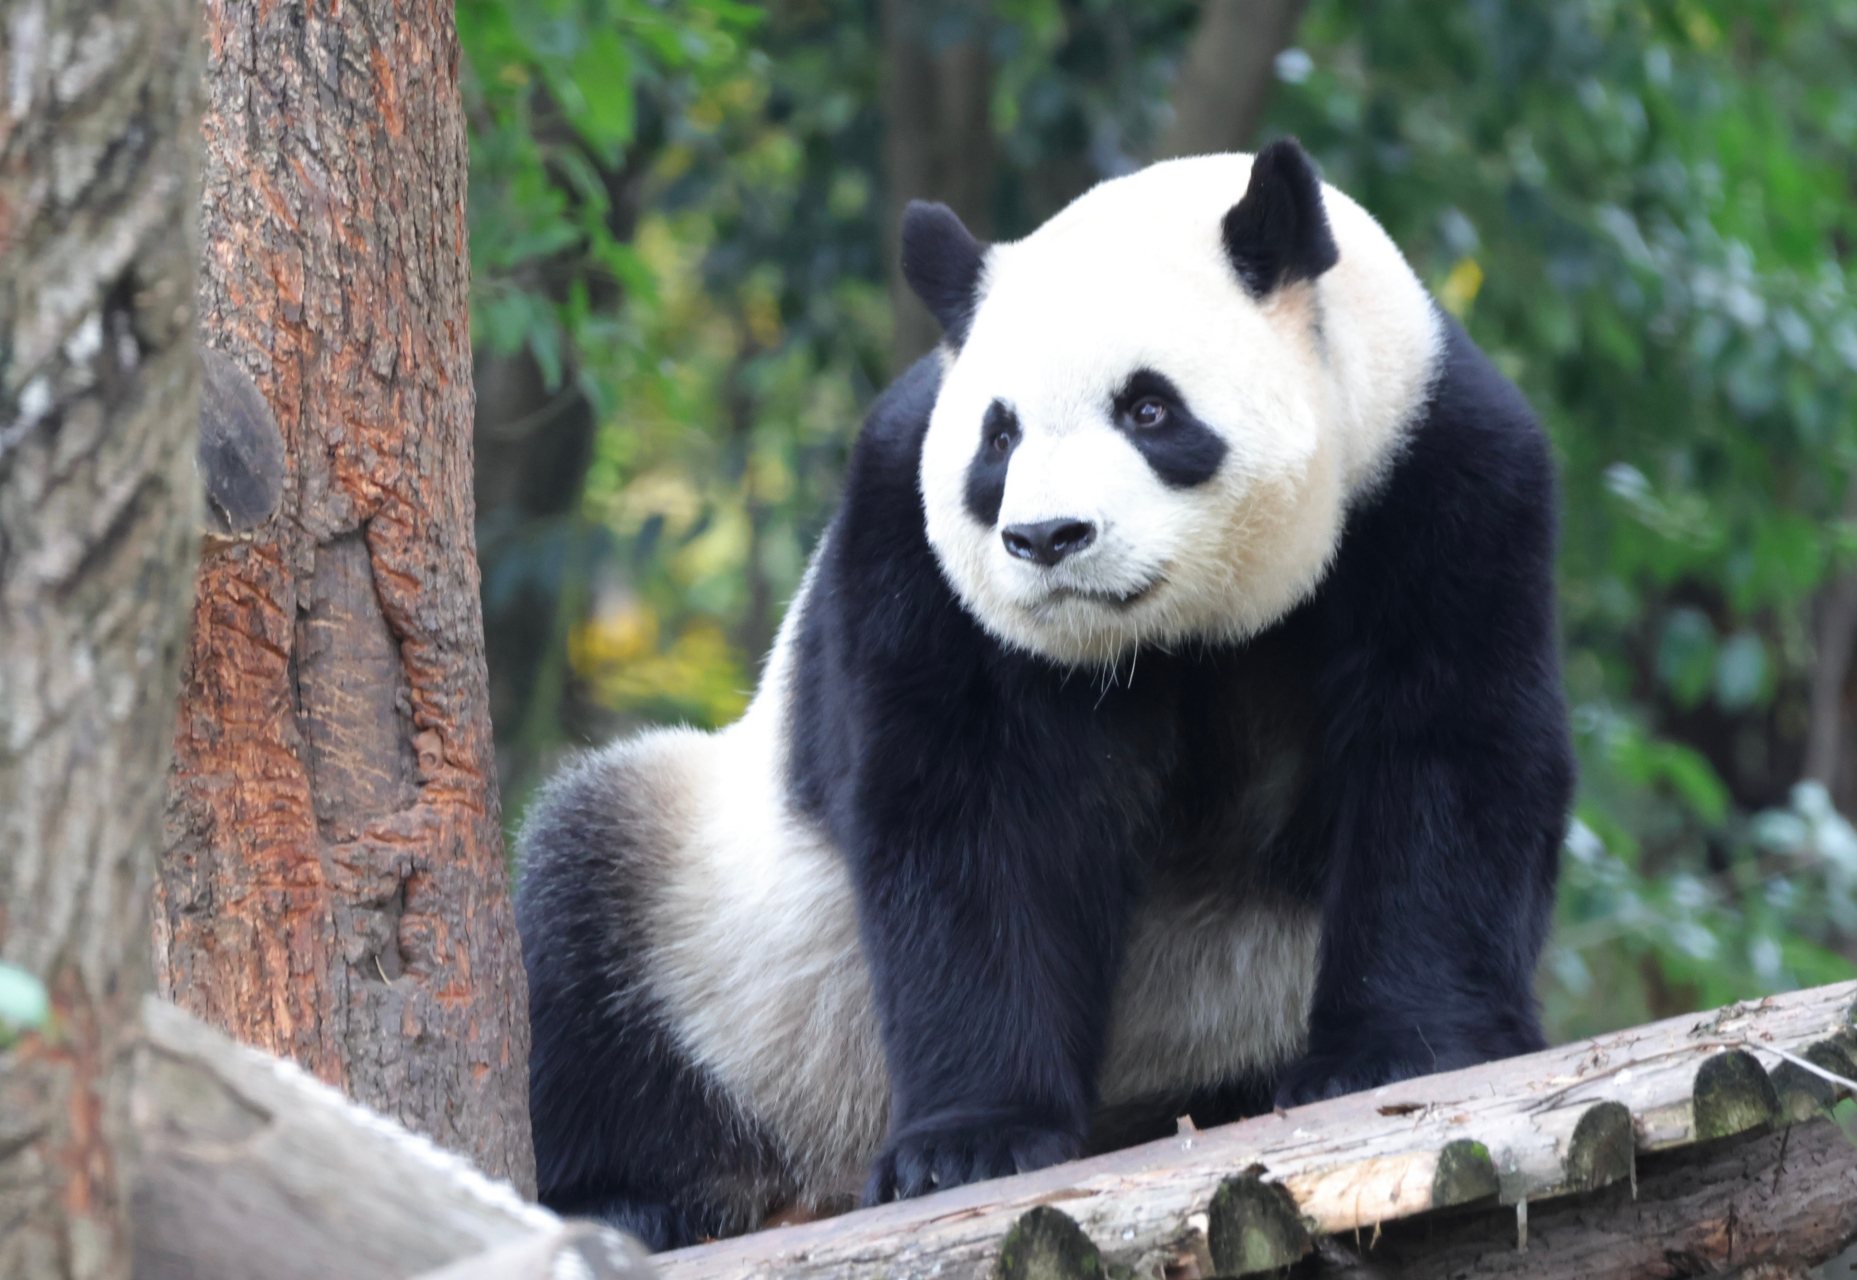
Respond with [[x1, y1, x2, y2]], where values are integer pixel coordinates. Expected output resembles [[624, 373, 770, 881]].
[[568, 29, 636, 155]]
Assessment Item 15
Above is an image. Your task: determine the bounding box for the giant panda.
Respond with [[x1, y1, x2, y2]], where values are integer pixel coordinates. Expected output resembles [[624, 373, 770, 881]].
[[516, 139, 1573, 1251]]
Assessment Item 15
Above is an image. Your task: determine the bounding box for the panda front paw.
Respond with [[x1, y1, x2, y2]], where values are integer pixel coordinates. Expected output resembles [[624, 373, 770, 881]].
[[864, 1122, 1080, 1204], [1274, 1033, 1480, 1108]]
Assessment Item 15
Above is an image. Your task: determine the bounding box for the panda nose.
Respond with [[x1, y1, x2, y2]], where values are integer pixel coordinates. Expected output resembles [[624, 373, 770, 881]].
[[1001, 519, 1096, 567]]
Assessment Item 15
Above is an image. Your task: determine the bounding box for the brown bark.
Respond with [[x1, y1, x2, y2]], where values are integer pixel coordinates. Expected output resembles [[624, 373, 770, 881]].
[[883, 0, 995, 373], [0, 0, 202, 1274], [1155, 0, 1310, 160], [158, 0, 534, 1190]]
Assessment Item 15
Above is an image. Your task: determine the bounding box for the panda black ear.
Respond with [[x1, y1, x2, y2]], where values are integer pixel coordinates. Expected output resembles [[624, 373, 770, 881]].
[[901, 201, 988, 345], [1222, 138, 1339, 297]]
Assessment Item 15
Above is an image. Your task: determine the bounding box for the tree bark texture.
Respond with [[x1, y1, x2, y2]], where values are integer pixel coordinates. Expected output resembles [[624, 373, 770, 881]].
[[159, 0, 534, 1191], [0, 0, 202, 1274], [1155, 0, 1309, 160], [883, 0, 994, 373]]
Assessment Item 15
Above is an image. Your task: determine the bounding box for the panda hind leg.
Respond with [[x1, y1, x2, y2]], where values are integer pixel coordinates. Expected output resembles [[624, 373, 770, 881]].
[[517, 738, 793, 1250]]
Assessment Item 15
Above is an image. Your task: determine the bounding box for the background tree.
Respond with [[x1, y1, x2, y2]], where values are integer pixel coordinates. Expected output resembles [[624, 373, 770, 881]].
[[0, 0, 201, 1274], [883, 0, 996, 369], [159, 0, 532, 1189], [1155, 0, 1309, 159]]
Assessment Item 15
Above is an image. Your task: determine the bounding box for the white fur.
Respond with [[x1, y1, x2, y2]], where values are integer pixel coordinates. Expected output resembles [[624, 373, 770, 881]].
[[920, 152, 1442, 666], [618, 550, 888, 1204], [1098, 899, 1320, 1102]]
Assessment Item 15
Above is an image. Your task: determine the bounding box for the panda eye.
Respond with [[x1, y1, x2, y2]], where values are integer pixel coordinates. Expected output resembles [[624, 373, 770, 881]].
[[989, 429, 1014, 454], [1130, 397, 1170, 430]]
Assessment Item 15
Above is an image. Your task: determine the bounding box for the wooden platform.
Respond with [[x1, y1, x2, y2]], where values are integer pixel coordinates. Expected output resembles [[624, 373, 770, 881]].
[[656, 981, 1857, 1280]]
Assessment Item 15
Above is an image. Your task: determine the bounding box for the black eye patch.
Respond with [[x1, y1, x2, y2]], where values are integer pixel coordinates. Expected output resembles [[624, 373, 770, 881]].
[[963, 399, 1020, 525], [1112, 369, 1227, 488]]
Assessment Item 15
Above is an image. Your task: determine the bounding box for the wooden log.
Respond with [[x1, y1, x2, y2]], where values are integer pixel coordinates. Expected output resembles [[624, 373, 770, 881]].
[[1771, 1038, 1857, 1122], [993, 1207, 1107, 1280], [407, 1224, 655, 1280], [655, 981, 1857, 1280], [1305, 1113, 1857, 1278], [1208, 1173, 1312, 1274], [130, 998, 638, 1280]]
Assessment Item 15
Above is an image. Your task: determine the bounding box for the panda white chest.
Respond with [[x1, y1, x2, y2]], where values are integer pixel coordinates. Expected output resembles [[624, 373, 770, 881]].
[[1097, 895, 1320, 1105]]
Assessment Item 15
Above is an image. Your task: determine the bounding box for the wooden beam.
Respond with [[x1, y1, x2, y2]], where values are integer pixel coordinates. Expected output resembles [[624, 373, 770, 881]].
[[131, 999, 646, 1280], [1307, 1113, 1857, 1278], [654, 981, 1857, 1280]]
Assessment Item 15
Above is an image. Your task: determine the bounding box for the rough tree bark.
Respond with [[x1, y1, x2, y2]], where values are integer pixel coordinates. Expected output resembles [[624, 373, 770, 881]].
[[158, 0, 534, 1191], [0, 0, 202, 1274], [1155, 0, 1309, 160], [883, 0, 994, 373]]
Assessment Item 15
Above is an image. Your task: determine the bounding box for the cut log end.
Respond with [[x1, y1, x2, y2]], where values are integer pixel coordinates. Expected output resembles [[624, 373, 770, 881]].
[[1430, 1139, 1499, 1207], [995, 1206, 1105, 1280], [1207, 1174, 1312, 1277], [1693, 1049, 1782, 1140], [1770, 1039, 1857, 1122], [1565, 1101, 1635, 1192]]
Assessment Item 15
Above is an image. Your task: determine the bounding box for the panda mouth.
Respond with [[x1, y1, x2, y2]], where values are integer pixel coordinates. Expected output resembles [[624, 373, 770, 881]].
[[1042, 577, 1159, 611]]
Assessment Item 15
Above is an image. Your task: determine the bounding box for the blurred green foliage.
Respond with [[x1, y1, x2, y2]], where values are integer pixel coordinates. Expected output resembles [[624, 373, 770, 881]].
[[461, 0, 1857, 1041]]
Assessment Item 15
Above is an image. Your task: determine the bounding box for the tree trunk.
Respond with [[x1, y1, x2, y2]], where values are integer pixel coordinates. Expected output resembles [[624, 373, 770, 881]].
[[883, 0, 995, 373], [159, 0, 534, 1191], [1805, 482, 1857, 808], [0, 0, 202, 1273], [1155, 0, 1309, 160]]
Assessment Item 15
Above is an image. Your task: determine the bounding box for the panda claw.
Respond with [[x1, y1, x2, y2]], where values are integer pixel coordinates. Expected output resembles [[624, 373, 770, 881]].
[[864, 1124, 1080, 1204]]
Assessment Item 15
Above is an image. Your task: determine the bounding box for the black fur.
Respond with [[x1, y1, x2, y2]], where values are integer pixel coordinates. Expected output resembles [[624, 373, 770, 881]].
[[1112, 369, 1228, 489], [785, 307, 1570, 1199], [1222, 139, 1340, 296], [901, 200, 988, 344], [963, 399, 1020, 525], [518, 752, 789, 1250]]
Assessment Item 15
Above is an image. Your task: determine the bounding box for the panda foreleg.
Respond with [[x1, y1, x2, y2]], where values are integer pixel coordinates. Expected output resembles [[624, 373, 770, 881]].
[[846, 740, 1146, 1203], [1276, 725, 1566, 1106], [1275, 325, 1573, 1107]]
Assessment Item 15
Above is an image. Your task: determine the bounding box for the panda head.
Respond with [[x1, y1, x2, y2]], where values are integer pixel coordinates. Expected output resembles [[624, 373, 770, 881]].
[[909, 140, 1440, 667]]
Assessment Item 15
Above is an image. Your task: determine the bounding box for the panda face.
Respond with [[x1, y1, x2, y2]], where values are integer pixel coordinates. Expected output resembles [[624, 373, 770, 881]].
[[911, 146, 1433, 668]]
